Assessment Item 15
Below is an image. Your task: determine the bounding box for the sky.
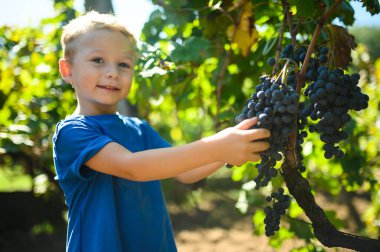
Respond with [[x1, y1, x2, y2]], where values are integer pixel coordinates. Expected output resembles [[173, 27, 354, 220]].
[[0, 0, 379, 38], [0, 0, 156, 38]]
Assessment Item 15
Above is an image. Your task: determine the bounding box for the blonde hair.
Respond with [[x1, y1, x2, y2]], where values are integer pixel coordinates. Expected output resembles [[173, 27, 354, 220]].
[[61, 11, 137, 60]]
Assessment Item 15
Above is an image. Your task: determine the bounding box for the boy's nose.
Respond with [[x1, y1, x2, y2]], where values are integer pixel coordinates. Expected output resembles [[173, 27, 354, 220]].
[[105, 65, 119, 79]]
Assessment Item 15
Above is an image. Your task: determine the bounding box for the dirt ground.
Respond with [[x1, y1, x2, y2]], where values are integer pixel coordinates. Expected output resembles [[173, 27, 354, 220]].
[[168, 188, 358, 252], [0, 176, 370, 252]]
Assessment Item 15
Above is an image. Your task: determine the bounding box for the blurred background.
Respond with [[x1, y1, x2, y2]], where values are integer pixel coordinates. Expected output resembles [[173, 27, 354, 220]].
[[1, 0, 380, 251]]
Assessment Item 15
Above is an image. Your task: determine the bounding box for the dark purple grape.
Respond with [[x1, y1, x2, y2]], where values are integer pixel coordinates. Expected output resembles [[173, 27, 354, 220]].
[[267, 57, 276, 66]]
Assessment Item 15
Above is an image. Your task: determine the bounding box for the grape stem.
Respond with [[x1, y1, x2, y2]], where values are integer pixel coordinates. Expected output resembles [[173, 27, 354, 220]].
[[275, 58, 291, 84], [295, 0, 343, 94]]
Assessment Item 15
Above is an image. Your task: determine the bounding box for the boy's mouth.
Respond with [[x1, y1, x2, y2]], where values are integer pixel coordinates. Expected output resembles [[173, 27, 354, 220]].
[[97, 84, 120, 91]]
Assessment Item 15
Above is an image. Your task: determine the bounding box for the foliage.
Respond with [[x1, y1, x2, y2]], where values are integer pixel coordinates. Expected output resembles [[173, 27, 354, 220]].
[[0, 0, 77, 194], [134, 0, 380, 250], [1, 0, 380, 250]]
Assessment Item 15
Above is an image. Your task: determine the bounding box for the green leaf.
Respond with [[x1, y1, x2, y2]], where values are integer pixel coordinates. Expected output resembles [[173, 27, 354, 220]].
[[325, 210, 345, 229], [334, 1, 355, 26], [252, 210, 265, 235], [269, 228, 294, 248], [288, 218, 314, 241], [340, 141, 366, 188], [361, 0, 380, 15], [171, 36, 211, 63], [288, 0, 318, 18]]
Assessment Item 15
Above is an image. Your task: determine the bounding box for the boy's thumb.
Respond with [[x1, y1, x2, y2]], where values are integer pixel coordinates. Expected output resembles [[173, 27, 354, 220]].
[[235, 117, 258, 130]]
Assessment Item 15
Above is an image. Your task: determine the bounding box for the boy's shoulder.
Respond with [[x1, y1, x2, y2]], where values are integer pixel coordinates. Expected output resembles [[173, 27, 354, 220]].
[[54, 114, 100, 135], [56, 113, 144, 125], [54, 114, 149, 136]]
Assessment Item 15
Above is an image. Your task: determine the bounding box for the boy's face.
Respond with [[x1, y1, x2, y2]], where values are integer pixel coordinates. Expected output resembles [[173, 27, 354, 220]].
[[59, 29, 135, 115]]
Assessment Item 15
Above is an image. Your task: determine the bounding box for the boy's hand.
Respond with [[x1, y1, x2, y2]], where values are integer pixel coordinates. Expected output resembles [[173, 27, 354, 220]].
[[206, 117, 270, 166]]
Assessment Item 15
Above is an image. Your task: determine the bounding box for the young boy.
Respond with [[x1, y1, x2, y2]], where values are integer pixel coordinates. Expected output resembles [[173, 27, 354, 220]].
[[53, 11, 270, 252]]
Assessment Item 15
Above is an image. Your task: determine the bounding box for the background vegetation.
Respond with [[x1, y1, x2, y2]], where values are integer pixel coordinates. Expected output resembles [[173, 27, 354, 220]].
[[0, 0, 380, 251]]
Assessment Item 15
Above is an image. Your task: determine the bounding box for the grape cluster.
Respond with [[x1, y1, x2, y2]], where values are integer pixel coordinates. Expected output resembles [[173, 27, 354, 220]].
[[233, 42, 370, 239], [303, 67, 369, 158], [263, 188, 291, 237], [235, 75, 299, 189]]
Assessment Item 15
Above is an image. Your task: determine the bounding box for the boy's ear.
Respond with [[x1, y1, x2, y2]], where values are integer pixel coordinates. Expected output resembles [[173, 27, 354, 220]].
[[58, 58, 73, 84]]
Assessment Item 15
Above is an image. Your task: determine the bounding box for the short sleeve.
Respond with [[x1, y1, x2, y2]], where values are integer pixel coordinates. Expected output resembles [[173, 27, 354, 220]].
[[140, 120, 171, 149], [53, 120, 114, 181]]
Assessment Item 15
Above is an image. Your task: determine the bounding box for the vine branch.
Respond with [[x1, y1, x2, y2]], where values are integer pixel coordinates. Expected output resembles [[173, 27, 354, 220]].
[[295, 0, 343, 94]]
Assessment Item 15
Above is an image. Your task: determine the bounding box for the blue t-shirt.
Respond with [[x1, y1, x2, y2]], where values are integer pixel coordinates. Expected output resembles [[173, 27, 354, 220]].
[[52, 114, 177, 252]]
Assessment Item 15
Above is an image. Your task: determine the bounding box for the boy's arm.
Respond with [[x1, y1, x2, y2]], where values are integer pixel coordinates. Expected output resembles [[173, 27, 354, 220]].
[[173, 162, 225, 184], [85, 118, 270, 182]]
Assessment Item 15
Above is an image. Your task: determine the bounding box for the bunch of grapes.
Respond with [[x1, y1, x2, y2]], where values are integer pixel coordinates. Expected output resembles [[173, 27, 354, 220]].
[[264, 188, 291, 237], [232, 42, 369, 237], [235, 75, 299, 189], [303, 67, 369, 158]]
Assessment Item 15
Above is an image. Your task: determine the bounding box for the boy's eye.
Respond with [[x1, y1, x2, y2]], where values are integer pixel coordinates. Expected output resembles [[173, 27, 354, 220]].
[[119, 62, 131, 69], [91, 58, 104, 64]]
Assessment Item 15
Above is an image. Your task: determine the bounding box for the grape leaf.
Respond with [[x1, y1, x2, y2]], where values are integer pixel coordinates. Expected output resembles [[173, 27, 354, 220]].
[[171, 36, 211, 63], [334, 1, 355, 26], [201, 9, 231, 40], [226, 2, 259, 57], [288, 0, 318, 18], [288, 218, 314, 241], [326, 24, 356, 69], [325, 210, 345, 229], [323, 0, 354, 25], [361, 0, 380, 15]]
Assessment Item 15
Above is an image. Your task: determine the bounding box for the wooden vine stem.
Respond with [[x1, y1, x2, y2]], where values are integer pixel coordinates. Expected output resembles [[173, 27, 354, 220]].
[[282, 0, 380, 250]]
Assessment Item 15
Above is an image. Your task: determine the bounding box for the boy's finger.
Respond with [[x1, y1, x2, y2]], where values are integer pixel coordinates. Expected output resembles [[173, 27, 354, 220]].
[[249, 141, 270, 152], [244, 128, 271, 141], [250, 153, 261, 163], [234, 117, 258, 130]]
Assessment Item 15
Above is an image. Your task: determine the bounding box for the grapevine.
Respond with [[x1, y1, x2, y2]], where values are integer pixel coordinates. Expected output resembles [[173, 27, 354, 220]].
[[231, 3, 370, 238]]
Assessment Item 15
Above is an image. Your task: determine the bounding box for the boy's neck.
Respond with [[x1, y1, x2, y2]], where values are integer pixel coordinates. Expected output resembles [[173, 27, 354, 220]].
[[72, 106, 118, 116]]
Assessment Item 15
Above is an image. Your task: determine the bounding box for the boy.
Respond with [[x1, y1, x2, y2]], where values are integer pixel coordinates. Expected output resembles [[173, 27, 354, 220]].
[[53, 11, 270, 252]]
